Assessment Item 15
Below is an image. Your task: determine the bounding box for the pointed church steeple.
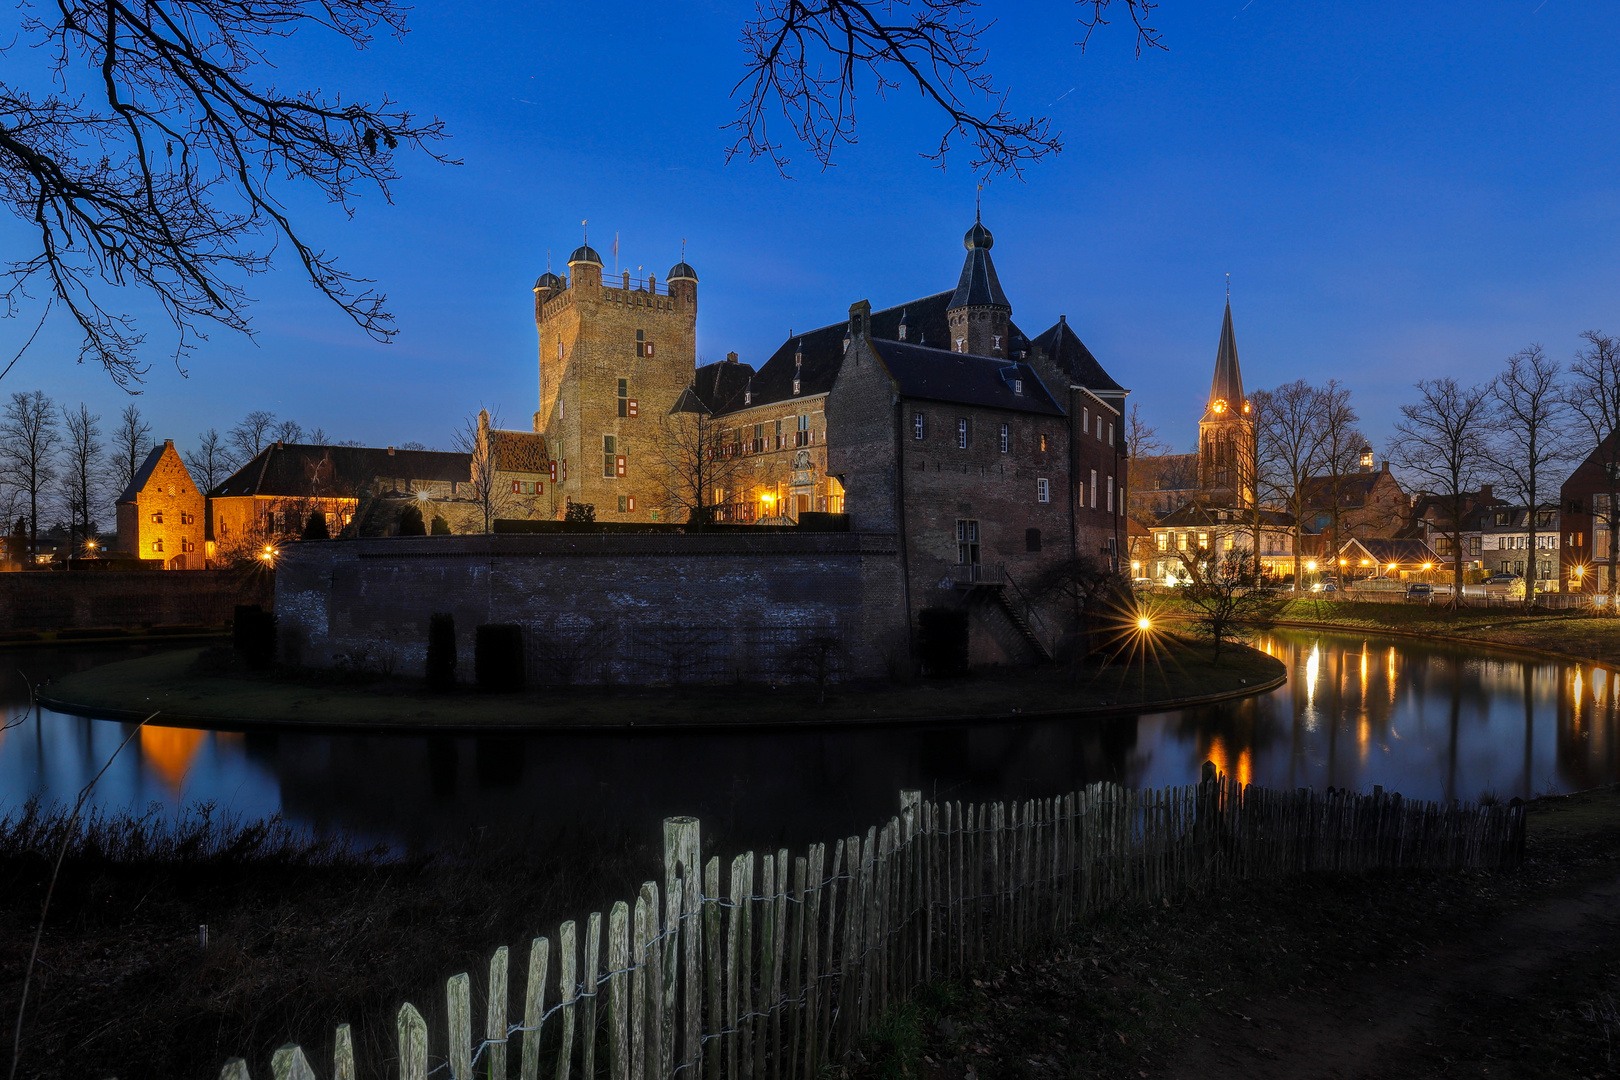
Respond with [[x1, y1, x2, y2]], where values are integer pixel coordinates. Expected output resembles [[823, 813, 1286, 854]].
[[1203, 300, 1245, 423], [1197, 298, 1254, 506]]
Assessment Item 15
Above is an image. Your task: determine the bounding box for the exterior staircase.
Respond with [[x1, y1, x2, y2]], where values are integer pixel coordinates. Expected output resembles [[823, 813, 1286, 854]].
[[989, 586, 1052, 663]]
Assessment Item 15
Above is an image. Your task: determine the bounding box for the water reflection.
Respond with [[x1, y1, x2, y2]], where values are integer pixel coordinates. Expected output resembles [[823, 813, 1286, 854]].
[[0, 630, 1617, 851]]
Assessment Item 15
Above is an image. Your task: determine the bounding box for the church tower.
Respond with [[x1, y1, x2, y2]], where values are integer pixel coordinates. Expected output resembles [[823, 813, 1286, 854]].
[[1197, 299, 1253, 506], [945, 216, 1011, 357]]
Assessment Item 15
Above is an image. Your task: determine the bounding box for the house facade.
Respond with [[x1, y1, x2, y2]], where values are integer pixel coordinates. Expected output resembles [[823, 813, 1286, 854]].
[[114, 440, 206, 569], [1145, 502, 1296, 584]]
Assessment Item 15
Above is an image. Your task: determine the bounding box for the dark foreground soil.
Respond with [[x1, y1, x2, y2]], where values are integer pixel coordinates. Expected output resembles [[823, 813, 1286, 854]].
[[854, 786, 1620, 1080]]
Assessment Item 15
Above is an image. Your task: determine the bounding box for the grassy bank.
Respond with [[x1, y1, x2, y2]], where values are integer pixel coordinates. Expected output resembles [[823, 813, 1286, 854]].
[[1271, 598, 1620, 665], [41, 636, 1285, 730], [851, 785, 1620, 1080]]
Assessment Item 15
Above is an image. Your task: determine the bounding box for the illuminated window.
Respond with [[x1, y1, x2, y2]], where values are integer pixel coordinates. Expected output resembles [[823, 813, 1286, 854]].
[[152, 539, 164, 552], [149, 511, 163, 524], [1039, 433, 1048, 453], [1224, 535, 1235, 551], [1037, 478, 1050, 503], [1156, 532, 1168, 552]]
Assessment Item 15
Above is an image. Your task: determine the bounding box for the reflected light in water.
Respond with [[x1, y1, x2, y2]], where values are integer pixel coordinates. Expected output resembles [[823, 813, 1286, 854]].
[[140, 725, 206, 789], [1596, 669, 1608, 706], [1304, 644, 1321, 706], [1574, 668, 1584, 731], [1387, 647, 1398, 704]]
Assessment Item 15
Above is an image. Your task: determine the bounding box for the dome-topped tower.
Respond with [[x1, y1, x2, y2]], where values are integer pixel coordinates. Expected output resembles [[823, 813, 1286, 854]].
[[946, 213, 1011, 357]]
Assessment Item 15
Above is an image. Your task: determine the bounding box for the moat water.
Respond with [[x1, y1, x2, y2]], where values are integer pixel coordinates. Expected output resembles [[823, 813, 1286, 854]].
[[0, 629, 1608, 851]]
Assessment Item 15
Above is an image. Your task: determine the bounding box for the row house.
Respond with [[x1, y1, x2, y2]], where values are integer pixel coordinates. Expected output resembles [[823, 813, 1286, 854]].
[[1144, 502, 1296, 584]]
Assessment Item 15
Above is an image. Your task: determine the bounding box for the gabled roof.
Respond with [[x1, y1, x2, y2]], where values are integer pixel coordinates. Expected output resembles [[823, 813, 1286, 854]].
[[1341, 537, 1437, 564], [1300, 468, 1399, 510], [688, 358, 757, 414], [1153, 501, 1294, 529], [870, 339, 1064, 416], [1205, 300, 1244, 420], [1027, 317, 1123, 394], [115, 443, 168, 504], [721, 291, 1037, 416], [210, 443, 472, 498]]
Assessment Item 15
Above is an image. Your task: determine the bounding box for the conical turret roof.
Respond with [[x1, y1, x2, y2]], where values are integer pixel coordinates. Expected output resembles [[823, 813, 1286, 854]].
[[948, 216, 1009, 310], [1203, 300, 1244, 421]]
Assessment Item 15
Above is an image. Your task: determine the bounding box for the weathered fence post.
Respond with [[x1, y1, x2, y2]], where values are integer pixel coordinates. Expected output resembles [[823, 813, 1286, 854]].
[[334, 1023, 355, 1080], [489, 946, 509, 1080], [271, 1045, 317, 1080], [448, 971, 472, 1080], [399, 1003, 429, 1080], [521, 937, 551, 1080], [556, 921, 578, 1080], [663, 816, 702, 1077]]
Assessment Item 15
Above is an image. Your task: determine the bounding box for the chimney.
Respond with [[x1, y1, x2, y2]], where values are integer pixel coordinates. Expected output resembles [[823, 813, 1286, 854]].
[[1479, 483, 1492, 501], [164, 439, 174, 449], [387, 446, 396, 456], [725, 351, 738, 364]]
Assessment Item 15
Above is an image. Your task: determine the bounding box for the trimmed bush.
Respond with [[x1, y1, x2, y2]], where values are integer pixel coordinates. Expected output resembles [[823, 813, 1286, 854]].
[[426, 612, 457, 691], [430, 515, 451, 535], [917, 607, 970, 678], [564, 500, 596, 523], [474, 623, 525, 692], [232, 604, 277, 671], [302, 511, 329, 540], [397, 505, 426, 536]]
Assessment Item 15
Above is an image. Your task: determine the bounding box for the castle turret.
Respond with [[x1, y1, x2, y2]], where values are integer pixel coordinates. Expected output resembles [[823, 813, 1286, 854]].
[[667, 260, 698, 315], [946, 216, 1011, 358], [568, 243, 603, 289], [533, 270, 563, 320]]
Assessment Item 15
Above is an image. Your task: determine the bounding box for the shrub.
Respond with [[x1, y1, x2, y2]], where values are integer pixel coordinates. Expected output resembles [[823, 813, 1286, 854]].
[[475, 623, 525, 692], [397, 504, 426, 536], [426, 612, 457, 691], [564, 500, 596, 523], [916, 607, 970, 677], [430, 515, 451, 535], [232, 604, 277, 670], [301, 511, 329, 540]]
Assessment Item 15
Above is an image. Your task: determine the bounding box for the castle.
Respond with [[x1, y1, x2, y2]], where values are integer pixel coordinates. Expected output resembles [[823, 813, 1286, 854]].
[[529, 217, 1130, 579]]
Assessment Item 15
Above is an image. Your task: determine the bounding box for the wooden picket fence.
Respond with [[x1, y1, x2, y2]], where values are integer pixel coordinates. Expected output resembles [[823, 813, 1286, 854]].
[[222, 770, 1525, 1080]]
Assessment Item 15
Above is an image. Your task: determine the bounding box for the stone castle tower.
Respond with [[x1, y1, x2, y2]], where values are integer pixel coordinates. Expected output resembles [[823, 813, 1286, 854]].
[[532, 241, 698, 520], [945, 216, 1011, 358], [1197, 299, 1253, 506]]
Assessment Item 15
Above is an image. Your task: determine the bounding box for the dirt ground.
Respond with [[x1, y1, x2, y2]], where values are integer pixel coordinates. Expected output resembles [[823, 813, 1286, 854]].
[[856, 786, 1620, 1080]]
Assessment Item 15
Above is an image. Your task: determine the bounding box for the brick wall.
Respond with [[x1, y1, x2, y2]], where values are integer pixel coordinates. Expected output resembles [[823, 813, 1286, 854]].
[[0, 569, 263, 631], [275, 532, 909, 685], [115, 441, 207, 568]]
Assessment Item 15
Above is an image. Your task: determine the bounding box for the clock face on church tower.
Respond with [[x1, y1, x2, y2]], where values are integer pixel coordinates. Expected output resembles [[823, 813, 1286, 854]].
[[1211, 398, 1228, 414]]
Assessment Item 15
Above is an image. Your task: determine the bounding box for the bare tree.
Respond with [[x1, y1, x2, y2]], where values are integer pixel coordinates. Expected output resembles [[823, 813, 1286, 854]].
[[1255, 380, 1328, 586], [1567, 330, 1620, 606], [1486, 345, 1568, 606], [453, 408, 520, 533], [653, 394, 746, 527], [110, 404, 152, 494], [272, 419, 305, 445], [59, 404, 105, 551], [1313, 381, 1370, 587], [226, 410, 277, 463], [729, 0, 1159, 176], [184, 428, 232, 494], [0, 391, 60, 560], [1126, 402, 1164, 461], [0, 0, 451, 383], [1176, 548, 1284, 663], [1388, 378, 1491, 602], [1124, 401, 1169, 527], [1241, 388, 1272, 580], [308, 427, 332, 446]]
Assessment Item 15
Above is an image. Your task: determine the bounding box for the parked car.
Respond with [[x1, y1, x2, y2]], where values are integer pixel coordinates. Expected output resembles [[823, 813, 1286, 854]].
[[1405, 582, 1434, 601], [1486, 573, 1517, 585], [1309, 582, 1338, 592]]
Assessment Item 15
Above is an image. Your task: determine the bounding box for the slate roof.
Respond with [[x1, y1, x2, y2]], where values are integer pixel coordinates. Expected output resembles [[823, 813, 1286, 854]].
[[490, 430, 549, 473], [869, 340, 1065, 416], [948, 221, 1010, 309], [1301, 468, 1399, 510], [687, 358, 758, 414], [1204, 300, 1244, 420], [210, 443, 472, 498], [1026, 317, 1124, 393], [720, 291, 1037, 416], [114, 444, 167, 504]]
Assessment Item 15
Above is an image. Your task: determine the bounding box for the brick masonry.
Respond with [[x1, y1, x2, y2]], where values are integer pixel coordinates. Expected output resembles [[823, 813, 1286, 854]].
[[0, 570, 262, 631], [275, 532, 909, 684]]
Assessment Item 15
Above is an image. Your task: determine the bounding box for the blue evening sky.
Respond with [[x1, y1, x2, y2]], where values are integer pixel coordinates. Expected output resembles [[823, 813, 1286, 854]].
[[1, 1, 1614, 459]]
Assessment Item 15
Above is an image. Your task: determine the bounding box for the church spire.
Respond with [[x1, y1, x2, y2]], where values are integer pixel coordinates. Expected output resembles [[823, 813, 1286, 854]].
[[1204, 298, 1245, 422]]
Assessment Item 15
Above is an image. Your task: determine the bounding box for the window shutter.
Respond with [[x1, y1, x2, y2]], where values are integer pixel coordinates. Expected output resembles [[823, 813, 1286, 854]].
[[549, 461, 558, 482], [645, 342, 655, 358], [628, 496, 637, 511], [512, 481, 521, 493], [561, 460, 568, 482], [628, 399, 639, 417], [616, 455, 627, 477]]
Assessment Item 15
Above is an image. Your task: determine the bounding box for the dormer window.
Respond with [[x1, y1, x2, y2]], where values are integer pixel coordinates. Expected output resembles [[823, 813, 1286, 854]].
[[792, 379, 801, 395], [1013, 378, 1023, 395], [994, 335, 1003, 352]]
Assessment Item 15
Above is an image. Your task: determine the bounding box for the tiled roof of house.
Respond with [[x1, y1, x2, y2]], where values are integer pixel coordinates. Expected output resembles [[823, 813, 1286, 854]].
[[1154, 502, 1295, 528], [209, 443, 472, 498], [490, 430, 549, 473], [869, 339, 1065, 416], [114, 444, 168, 504], [687, 357, 758, 414], [1342, 537, 1438, 564]]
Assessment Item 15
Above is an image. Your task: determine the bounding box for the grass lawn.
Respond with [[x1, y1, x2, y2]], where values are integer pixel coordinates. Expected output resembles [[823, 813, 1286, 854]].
[[851, 785, 1620, 1080], [42, 635, 1286, 730], [1270, 598, 1620, 666]]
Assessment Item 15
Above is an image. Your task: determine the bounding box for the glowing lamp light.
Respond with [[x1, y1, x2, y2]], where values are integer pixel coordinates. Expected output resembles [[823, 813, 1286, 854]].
[[1137, 616, 1152, 631], [1360, 559, 1370, 566], [1421, 562, 1432, 571], [1389, 563, 1398, 571], [1304, 560, 1317, 572]]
